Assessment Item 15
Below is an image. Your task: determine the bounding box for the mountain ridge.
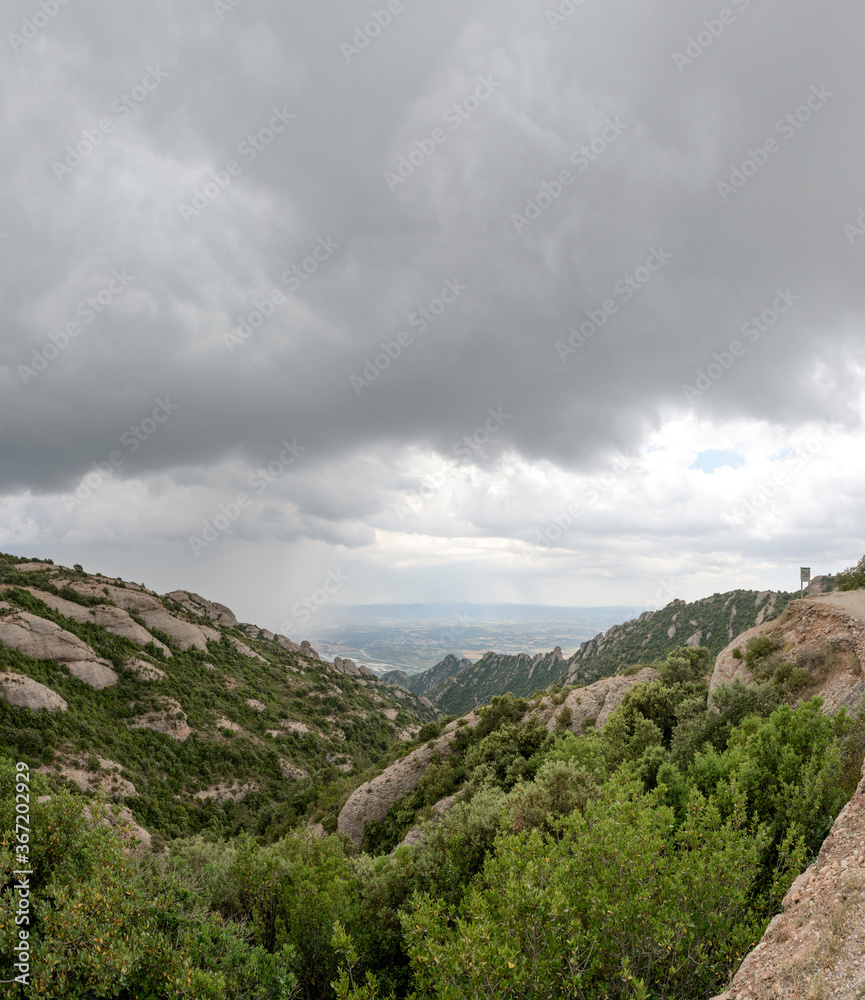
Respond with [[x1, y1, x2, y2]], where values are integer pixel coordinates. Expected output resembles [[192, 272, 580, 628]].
[[397, 587, 801, 716]]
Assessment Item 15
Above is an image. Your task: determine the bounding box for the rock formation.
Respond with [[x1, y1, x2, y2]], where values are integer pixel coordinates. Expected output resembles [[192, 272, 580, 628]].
[[532, 666, 661, 733], [166, 590, 239, 626], [338, 712, 481, 845], [128, 697, 192, 741], [0, 672, 67, 711], [710, 591, 865, 715]]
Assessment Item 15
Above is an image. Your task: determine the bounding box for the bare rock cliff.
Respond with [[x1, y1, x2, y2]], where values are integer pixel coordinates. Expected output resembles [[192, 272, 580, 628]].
[[337, 712, 481, 845]]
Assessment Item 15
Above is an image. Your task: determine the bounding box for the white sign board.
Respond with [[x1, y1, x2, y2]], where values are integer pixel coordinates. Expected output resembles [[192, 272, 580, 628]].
[[800, 567, 811, 584]]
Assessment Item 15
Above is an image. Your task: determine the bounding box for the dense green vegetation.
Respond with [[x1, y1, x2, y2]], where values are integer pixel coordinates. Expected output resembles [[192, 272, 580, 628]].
[[836, 553, 865, 591], [0, 553, 434, 845], [564, 590, 795, 686], [4, 641, 863, 999], [418, 590, 795, 717]]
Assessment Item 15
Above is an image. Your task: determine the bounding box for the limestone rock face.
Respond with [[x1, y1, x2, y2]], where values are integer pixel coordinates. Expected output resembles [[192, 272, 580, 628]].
[[39, 754, 136, 797], [532, 667, 661, 734], [338, 712, 481, 846], [333, 656, 373, 677], [72, 584, 163, 612], [21, 590, 171, 655], [80, 803, 153, 856], [129, 697, 192, 741], [127, 659, 166, 681], [334, 656, 360, 676], [0, 610, 103, 664], [71, 585, 220, 650], [138, 609, 220, 652], [0, 672, 67, 711], [166, 590, 239, 626], [66, 660, 118, 690], [229, 636, 267, 662]]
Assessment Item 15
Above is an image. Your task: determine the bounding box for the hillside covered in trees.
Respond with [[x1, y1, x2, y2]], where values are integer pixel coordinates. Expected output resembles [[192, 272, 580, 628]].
[[2, 552, 865, 998]]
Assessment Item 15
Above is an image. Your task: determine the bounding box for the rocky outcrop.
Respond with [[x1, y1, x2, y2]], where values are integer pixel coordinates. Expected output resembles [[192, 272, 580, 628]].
[[338, 712, 481, 846], [0, 672, 67, 711], [193, 781, 256, 803], [39, 754, 137, 797], [19, 590, 170, 654], [128, 697, 191, 741], [166, 590, 238, 626], [0, 610, 117, 688], [126, 659, 166, 681], [710, 592, 865, 714], [69, 585, 219, 652], [532, 667, 660, 733], [334, 656, 375, 678], [711, 755, 865, 1000], [66, 660, 118, 690], [137, 609, 220, 652], [229, 636, 267, 661], [0, 609, 103, 663]]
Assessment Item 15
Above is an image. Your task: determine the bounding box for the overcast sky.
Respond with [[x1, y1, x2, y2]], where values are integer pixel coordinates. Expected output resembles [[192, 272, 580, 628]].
[[1, 0, 863, 635]]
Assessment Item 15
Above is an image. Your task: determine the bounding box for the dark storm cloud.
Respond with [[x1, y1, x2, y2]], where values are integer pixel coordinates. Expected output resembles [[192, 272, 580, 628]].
[[1, 0, 863, 517]]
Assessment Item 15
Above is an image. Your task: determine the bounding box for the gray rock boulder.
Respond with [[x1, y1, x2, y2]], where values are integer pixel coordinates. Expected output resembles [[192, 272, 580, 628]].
[[0, 610, 103, 664], [66, 660, 118, 690], [0, 672, 67, 711], [338, 712, 480, 846], [166, 590, 239, 626], [533, 667, 660, 733], [21, 590, 171, 655]]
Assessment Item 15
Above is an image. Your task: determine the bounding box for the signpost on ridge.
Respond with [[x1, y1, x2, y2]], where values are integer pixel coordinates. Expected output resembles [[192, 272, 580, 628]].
[[800, 567, 811, 598]]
